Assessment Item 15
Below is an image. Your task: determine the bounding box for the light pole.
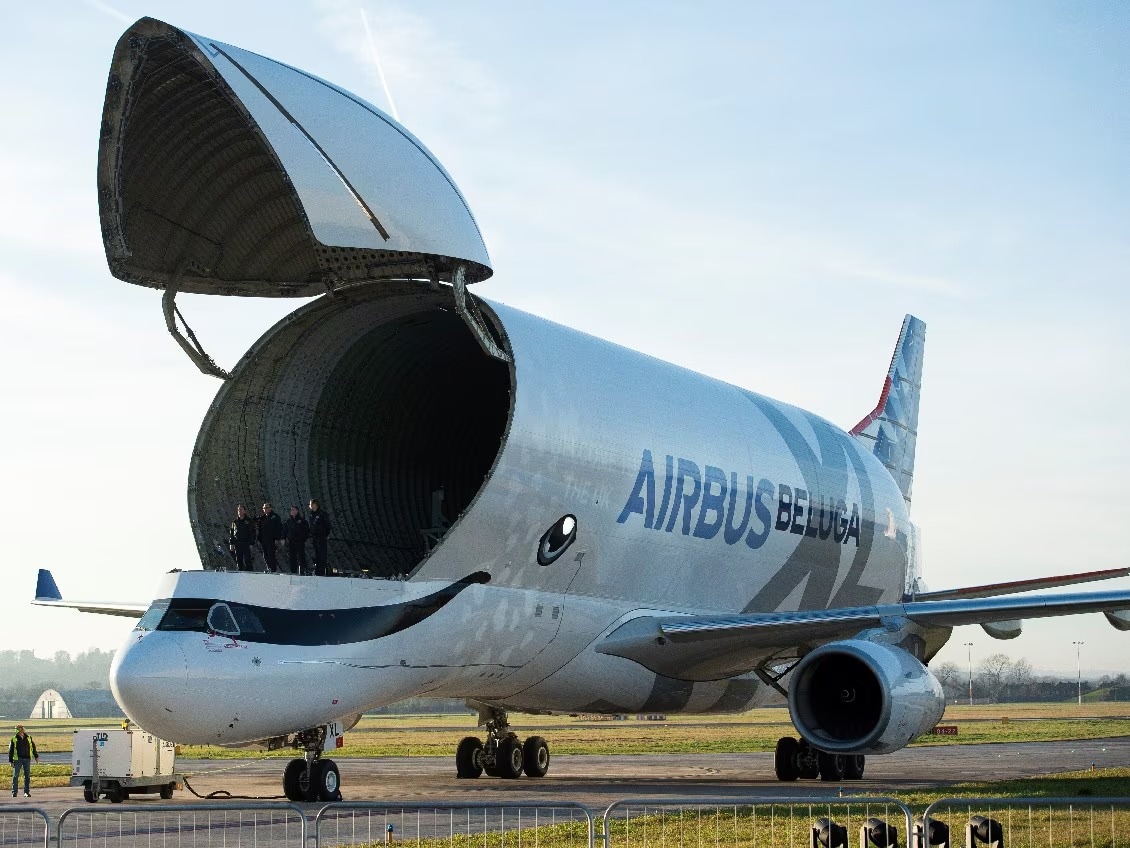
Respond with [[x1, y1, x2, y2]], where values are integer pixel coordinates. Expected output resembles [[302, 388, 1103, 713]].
[[965, 641, 974, 706], [1074, 641, 1085, 705]]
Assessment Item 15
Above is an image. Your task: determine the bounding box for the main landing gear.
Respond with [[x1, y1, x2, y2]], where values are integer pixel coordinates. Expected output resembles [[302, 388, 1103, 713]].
[[279, 726, 343, 802], [456, 706, 550, 779], [773, 736, 865, 782]]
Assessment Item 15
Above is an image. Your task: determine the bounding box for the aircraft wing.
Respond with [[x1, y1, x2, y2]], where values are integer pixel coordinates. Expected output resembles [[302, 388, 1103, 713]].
[[32, 569, 146, 618], [908, 566, 1130, 601], [597, 588, 1130, 681]]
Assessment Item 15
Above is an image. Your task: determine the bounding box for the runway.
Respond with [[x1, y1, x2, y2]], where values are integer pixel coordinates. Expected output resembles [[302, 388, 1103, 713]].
[[16, 737, 1130, 814]]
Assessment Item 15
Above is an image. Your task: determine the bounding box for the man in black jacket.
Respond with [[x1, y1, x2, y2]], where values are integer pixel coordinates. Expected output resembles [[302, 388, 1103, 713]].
[[228, 504, 256, 571], [285, 506, 310, 575], [9, 725, 38, 797], [308, 498, 333, 576], [258, 503, 284, 573]]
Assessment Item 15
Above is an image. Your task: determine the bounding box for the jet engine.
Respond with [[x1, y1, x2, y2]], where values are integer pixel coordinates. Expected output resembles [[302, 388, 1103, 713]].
[[787, 639, 945, 755]]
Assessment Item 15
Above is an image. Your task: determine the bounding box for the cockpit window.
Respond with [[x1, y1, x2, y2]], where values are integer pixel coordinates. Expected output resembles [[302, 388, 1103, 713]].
[[156, 600, 211, 632], [230, 604, 265, 634], [134, 600, 170, 632], [206, 603, 240, 636], [143, 573, 489, 645]]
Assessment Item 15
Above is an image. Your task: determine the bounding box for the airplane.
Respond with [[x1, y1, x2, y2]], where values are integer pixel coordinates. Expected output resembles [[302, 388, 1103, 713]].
[[34, 16, 1130, 803]]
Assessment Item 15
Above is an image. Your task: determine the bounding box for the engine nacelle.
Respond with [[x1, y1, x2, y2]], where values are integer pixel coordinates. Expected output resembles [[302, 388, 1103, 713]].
[[787, 639, 945, 755]]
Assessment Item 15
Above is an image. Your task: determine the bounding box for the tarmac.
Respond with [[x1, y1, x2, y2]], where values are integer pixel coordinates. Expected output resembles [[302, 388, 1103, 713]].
[[10, 737, 1130, 813]]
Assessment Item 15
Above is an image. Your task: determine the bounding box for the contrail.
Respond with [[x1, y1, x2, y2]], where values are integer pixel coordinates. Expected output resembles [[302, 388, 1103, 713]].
[[84, 0, 133, 24], [360, 7, 400, 122]]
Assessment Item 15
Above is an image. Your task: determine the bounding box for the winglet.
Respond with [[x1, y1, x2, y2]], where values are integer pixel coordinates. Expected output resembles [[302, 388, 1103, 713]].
[[851, 315, 926, 509], [35, 569, 62, 601]]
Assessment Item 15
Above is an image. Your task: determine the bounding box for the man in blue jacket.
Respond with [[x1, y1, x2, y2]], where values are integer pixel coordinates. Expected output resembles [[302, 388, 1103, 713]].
[[9, 725, 38, 797]]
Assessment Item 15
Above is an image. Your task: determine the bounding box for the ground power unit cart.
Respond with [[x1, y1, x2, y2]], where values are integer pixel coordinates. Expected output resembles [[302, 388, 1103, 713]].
[[71, 728, 183, 803]]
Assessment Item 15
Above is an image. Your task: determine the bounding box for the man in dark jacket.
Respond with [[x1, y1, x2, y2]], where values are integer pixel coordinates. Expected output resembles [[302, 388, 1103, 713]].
[[308, 498, 333, 576], [284, 506, 310, 575], [228, 504, 256, 571], [258, 503, 284, 573], [9, 725, 38, 797]]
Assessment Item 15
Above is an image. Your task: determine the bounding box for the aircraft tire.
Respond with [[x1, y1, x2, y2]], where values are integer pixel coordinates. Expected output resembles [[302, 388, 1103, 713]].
[[818, 751, 846, 782], [522, 736, 550, 778], [843, 754, 865, 780], [283, 758, 307, 801], [456, 736, 485, 778], [496, 734, 524, 779], [797, 739, 820, 779], [773, 737, 799, 781], [311, 759, 342, 802]]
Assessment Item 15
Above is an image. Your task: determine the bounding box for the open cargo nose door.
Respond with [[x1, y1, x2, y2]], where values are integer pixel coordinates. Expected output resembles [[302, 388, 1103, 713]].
[[98, 17, 500, 376]]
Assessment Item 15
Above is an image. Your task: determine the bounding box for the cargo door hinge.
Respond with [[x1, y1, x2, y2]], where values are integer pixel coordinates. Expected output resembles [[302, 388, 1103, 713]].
[[452, 265, 510, 363], [161, 263, 230, 380]]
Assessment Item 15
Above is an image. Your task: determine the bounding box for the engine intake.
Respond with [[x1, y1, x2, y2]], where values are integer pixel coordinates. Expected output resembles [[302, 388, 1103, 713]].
[[787, 639, 944, 755]]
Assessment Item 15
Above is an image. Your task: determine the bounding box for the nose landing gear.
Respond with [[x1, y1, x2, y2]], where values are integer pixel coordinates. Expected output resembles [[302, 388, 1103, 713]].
[[456, 705, 550, 779], [277, 725, 343, 802]]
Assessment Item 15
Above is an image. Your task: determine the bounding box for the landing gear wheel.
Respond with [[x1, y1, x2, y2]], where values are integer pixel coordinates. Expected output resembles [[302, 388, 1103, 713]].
[[774, 737, 799, 781], [523, 736, 550, 777], [310, 759, 342, 802], [797, 739, 819, 780], [83, 784, 96, 803], [159, 784, 175, 800], [843, 754, 865, 780], [496, 734, 524, 779], [456, 736, 485, 778], [818, 751, 846, 781], [283, 758, 307, 801]]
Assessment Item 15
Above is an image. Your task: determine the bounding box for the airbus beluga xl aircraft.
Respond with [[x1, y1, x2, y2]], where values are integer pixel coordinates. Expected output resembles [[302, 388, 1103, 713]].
[[34, 17, 1130, 802]]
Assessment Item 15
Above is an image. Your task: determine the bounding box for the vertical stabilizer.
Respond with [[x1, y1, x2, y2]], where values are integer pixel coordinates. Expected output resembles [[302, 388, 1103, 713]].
[[850, 315, 925, 509]]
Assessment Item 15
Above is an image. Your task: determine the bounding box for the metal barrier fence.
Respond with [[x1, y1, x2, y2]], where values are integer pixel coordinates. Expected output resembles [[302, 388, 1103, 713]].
[[314, 801, 594, 848], [0, 807, 50, 848], [55, 802, 307, 847], [2, 796, 1127, 848], [922, 797, 1130, 848], [601, 797, 913, 848]]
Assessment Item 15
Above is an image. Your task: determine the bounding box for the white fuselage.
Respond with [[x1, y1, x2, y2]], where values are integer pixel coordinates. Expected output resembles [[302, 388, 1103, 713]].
[[111, 291, 912, 745]]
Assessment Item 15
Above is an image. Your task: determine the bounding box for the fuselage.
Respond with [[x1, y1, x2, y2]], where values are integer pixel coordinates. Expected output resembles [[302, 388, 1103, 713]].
[[111, 286, 913, 744]]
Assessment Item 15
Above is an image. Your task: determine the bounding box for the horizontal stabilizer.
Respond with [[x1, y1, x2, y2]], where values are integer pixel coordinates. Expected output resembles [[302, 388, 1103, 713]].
[[598, 587, 1130, 681], [32, 569, 146, 618], [909, 566, 1130, 601]]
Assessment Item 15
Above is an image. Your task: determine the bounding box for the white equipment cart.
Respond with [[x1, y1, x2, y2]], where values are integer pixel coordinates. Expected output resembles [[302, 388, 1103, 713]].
[[71, 728, 183, 803]]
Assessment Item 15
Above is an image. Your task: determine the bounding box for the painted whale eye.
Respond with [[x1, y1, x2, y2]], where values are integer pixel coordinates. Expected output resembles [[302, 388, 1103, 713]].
[[537, 514, 578, 566]]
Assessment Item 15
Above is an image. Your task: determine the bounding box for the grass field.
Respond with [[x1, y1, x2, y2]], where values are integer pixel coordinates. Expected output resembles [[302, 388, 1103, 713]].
[[11, 703, 1129, 760]]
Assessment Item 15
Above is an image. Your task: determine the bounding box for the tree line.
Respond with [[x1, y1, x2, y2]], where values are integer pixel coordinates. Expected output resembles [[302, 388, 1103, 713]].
[[0, 649, 115, 690], [932, 653, 1130, 703]]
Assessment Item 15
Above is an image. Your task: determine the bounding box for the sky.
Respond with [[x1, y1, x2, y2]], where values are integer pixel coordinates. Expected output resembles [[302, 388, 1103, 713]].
[[1, 1, 1128, 679]]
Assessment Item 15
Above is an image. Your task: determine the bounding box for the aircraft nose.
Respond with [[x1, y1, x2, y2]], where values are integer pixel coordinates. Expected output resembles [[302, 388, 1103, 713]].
[[109, 633, 188, 736]]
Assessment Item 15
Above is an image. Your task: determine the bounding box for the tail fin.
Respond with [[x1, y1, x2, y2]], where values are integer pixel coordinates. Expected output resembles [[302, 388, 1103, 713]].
[[850, 314, 925, 509], [35, 568, 62, 601]]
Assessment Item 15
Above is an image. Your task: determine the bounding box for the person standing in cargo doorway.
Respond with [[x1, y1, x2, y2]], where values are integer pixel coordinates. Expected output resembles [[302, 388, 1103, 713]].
[[228, 504, 256, 571], [285, 505, 310, 575], [8, 725, 38, 797], [309, 498, 333, 576], [258, 503, 284, 573]]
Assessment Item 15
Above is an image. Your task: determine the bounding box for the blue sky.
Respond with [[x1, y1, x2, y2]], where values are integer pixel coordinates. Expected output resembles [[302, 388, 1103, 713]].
[[1, 1, 1127, 677]]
